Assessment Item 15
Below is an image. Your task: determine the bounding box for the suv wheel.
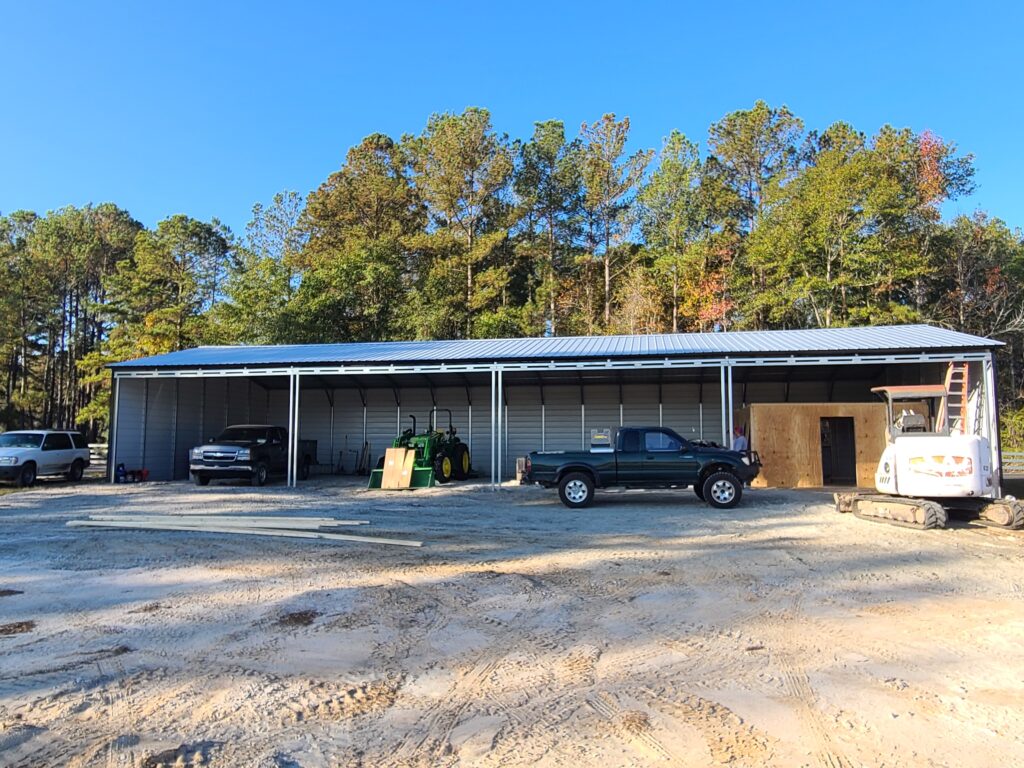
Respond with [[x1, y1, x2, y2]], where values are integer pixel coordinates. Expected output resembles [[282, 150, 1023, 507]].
[[558, 472, 594, 509], [251, 463, 269, 487], [193, 473, 211, 486], [66, 459, 85, 482], [18, 462, 36, 488], [702, 471, 742, 509]]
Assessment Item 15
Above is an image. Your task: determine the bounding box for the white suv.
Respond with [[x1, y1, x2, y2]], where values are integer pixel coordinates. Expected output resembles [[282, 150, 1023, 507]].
[[0, 430, 92, 487]]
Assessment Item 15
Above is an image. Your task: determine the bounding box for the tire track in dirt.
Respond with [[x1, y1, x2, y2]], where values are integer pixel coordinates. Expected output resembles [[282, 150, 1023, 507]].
[[641, 684, 775, 765], [587, 690, 675, 762]]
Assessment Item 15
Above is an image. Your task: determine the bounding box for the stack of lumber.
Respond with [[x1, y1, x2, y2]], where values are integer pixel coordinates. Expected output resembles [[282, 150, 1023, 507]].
[[67, 514, 423, 547]]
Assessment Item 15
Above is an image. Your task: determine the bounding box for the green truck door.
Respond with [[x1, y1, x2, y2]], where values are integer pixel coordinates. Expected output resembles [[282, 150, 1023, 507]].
[[614, 428, 647, 484], [642, 429, 700, 485]]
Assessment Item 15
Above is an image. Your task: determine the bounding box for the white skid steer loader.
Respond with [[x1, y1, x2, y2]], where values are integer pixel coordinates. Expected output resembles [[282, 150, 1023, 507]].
[[835, 369, 1022, 530]]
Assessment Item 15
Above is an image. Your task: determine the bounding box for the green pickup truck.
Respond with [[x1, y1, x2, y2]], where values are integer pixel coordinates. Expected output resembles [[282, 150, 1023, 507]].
[[524, 426, 760, 509]]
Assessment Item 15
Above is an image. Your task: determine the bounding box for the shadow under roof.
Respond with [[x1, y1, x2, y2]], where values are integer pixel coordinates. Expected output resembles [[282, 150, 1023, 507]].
[[110, 324, 999, 370]]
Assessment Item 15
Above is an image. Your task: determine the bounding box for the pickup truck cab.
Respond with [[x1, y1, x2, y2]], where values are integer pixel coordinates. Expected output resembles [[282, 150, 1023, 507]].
[[189, 425, 315, 487], [525, 426, 760, 509], [0, 430, 92, 487]]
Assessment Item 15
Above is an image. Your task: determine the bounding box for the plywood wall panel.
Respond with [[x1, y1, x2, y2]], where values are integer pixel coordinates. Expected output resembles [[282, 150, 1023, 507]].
[[744, 402, 887, 488]]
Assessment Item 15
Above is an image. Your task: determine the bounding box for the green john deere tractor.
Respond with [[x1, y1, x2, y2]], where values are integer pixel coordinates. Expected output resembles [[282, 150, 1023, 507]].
[[367, 409, 472, 488]]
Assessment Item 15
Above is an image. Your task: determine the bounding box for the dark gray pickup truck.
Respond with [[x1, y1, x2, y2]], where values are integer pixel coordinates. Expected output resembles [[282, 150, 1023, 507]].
[[189, 424, 316, 486], [524, 426, 760, 509]]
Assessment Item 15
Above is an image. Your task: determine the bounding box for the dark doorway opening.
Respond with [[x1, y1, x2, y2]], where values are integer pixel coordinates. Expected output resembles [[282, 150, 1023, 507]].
[[820, 417, 856, 485]]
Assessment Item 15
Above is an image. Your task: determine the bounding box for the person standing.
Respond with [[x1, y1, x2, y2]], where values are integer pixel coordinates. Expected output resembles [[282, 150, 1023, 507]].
[[732, 426, 748, 452]]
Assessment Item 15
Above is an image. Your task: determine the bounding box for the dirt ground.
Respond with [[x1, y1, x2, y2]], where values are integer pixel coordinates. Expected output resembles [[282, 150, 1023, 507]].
[[1, 477, 1023, 768]]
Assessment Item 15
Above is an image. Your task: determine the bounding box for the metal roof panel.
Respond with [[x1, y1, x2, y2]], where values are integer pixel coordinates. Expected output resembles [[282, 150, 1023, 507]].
[[110, 324, 1000, 369]]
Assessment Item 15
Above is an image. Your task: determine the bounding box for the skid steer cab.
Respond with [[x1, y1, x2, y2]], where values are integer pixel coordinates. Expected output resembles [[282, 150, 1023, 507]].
[[835, 380, 1022, 530], [368, 409, 472, 489]]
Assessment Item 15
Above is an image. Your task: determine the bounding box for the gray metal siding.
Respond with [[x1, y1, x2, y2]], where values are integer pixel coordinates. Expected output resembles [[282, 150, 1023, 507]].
[[663, 382, 722, 443], [202, 378, 229, 440], [584, 384, 620, 447], [544, 386, 583, 452], [468, 385, 492, 475], [113, 379, 146, 471], [331, 390, 366, 472], [300, 389, 334, 465], [622, 383, 660, 426], [506, 386, 541, 472], [365, 388, 400, 468], [174, 379, 204, 479], [143, 379, 176, 481]]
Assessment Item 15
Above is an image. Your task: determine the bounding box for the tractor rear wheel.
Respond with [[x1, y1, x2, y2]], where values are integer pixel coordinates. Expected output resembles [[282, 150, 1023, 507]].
[[453, 443, 471, 480], [434, 454, 453, 484]]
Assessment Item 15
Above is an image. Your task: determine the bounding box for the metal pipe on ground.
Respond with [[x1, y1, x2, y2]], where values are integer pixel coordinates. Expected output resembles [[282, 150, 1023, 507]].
[[67, 520, 423, 547]]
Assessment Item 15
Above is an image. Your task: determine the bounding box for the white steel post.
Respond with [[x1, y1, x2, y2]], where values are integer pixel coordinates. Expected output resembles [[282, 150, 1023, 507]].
[[109, 375, 120, 483], [293, 373, 301, 488], [286, 373, 295, 487], [984, 351, 1002, 497], [720, 364, 728, 447], [727, 364, 735, 450], [497, 367, 503, 483], [490, 368, 496, 487]]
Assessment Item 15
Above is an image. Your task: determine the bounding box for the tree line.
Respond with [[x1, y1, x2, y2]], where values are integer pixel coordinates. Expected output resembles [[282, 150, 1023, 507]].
[[2, 102, 1022, 442]]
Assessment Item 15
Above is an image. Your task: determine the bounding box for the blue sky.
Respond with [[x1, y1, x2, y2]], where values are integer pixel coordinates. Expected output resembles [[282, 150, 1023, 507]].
[[2, 1, 1022, 236]]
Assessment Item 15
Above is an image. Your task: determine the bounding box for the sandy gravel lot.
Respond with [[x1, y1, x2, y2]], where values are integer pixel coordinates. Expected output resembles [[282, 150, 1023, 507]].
[[1, 477, 1023, 767]]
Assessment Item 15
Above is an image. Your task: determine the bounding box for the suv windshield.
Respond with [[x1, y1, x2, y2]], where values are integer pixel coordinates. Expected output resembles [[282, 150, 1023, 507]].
[[216, 427, 270, 443], [0, 432, 45, 449]]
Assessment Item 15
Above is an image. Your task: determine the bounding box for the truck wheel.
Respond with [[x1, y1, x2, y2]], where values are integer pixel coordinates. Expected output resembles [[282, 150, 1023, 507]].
[[18, 462, 36, 488], [299, 458, 311, 481], [558, 472, 594, 509], [702, 471, 742, 509], [66, 459, 85, 482], [193, 473, 210, 486], [434, 454, 453, 484], [251, 463, 269, 487], [452, 444, 470, 480]]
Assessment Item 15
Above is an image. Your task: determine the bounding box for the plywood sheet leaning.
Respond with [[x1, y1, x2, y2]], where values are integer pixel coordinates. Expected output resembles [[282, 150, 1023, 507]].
[[399, 448, 417, 488], [742, 402, 887, 489], [381, 447, 409, 489]]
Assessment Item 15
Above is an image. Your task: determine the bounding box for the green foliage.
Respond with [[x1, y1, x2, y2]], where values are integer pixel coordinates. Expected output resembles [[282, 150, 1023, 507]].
[[5, 101, 1024, 436]]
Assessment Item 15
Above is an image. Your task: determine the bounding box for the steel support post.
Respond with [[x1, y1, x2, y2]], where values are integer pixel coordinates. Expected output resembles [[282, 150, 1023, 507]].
[[719, 364, 728, 447], [727, 364, 735, 450], [984, 351, 1002, 497], [286, 373, 295, 487], [293, 373, 302, 487], [109, 375, 120, 483], [490, 368, 496, 487], [496, 367, 503, 484]]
